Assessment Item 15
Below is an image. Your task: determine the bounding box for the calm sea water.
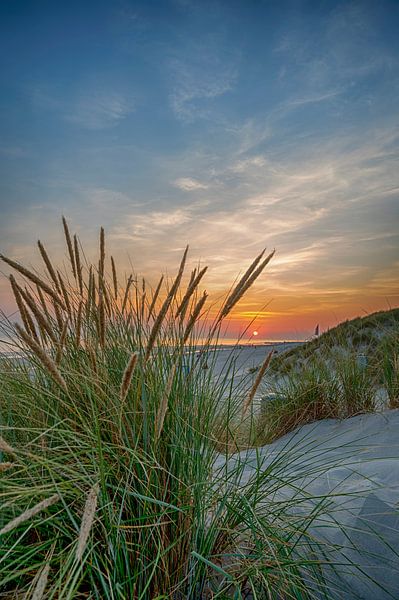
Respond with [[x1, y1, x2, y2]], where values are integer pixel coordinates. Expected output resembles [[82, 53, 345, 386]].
[[0, 336, 303, 357]]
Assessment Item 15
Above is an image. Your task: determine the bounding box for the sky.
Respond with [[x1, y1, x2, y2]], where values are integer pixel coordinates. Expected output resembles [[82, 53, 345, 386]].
[[0, 0, 398, 340]]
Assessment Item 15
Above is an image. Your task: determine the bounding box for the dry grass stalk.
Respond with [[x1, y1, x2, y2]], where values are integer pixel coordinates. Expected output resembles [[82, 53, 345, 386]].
[[121, 275, 133, 314], [17, 299, 40, 343], [229, 248, 265, 300], [31, 563, 50, 600], [87, 266, 95, 316], [154, 362, 177, 440], [120, 352, 138, 402], [217, 250, 265, 321], [176, 266, 208, 320], [101, 277, 111, 316], [73, 235, 83, 295], [62, 216, 76, 278], [36, 285, 51, 322], [0, 493, 60, 536], [57, 271, 72, 317], [98, 289, 105, 348], [99, 227, 105, 281], [188, 268, 197, 287], [52, 298, 64, 332], [170, 245, 189, 300], [0, 462, 16, 472], [148, 275, 164, 319], [18, 286, 57, 345], [219, 250, 275, 322], [145, 246, 188, 361], [9, 275, 38, 341], [75, 300, 83, 347], [134, 283, 140, 320], [88, 347, 98, 375], [37, 240, 61, 293], [15, 324, 68, 393], [0, 436, 16, 456], [76, 483, 99, 562], [183, 291, 208, 344], [242, 349, 274, 417], [140, 291, 147, 321], [25, 311, 39, 343], [111, 256, 118, 299], [183, 267, 197, 307], [56, 319, 69, 365], [1, 255, 65, 309]]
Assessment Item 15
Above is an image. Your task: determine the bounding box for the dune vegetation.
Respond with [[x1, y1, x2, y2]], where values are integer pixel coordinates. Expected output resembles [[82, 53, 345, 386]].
[[0, 219, 398, 599], [269, 307, 399, 378], [256, 308, 399, 444]]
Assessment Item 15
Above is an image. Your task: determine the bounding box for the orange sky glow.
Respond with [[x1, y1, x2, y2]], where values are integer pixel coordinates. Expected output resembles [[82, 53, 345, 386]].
[[1, 229, 397, 342]]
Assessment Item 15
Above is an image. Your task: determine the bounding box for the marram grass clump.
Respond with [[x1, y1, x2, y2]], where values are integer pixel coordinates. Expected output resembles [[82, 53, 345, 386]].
[[256, 311, 399, 444], [0, 219, 357, 598]]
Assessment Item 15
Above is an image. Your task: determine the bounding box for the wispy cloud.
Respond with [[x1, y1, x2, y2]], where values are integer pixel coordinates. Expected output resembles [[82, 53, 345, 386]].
[[109, 208, 192, 243], [83, 188, 143, 210], [274, 1, 398, 98], [65, 91, 134, 129], [168, 40, 238, 121], [173, 177, 208, 191], [31, 85, 134, 129], [285, 89, 343, 107], [230, 156, 268, 173], [108, 121, 398, 308]]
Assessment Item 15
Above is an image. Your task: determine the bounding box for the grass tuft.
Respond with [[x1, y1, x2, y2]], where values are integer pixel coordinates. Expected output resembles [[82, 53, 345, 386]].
[[1, 218, 397, 598]]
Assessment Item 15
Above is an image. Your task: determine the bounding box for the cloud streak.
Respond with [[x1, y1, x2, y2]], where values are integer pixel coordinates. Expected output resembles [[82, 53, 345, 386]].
[[173, 177, 208, 191], [65, 91, 134, 129], [31, 86, 134, 130], [167, 38, 238, 121]]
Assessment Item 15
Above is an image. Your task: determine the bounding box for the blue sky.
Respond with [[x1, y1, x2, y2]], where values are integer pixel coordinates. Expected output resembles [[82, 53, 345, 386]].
[[0, 0, 398, 337]]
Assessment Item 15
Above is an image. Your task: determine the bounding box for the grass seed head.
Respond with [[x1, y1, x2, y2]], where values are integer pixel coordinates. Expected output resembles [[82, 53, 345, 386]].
[[148, 275, 164, 319], [99, 227, 105, 280], [1, 254, 65, 309], [37, 240, 61, 293], [9, 274, 38, 340], [0, 493, 60, 536], [120, 352, 139, 402], [73, 234, 83, 295], [145, 246, 189, 360], [176, 266, 208, 320], [18, 286, 57, 344], [31, 563, 50, 600], [15, 323, 68, 393], [0, 462, 17, 471], [111, 255, 118, 299], [0, 436, 16, 456], [62, 216, 76, 277], [183, 291, 208, 344], [242, 349, 274, 417], [76, 483, 100, 562]]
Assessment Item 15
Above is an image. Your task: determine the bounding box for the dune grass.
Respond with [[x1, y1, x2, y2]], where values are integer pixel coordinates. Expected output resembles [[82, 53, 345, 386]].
[[0, 220, 397, 598], [269, 308, 399, 377], [378, 333, 399, 408], [256, 319, 399, 444], [256, 360, 340, 444], [0, 220, 337, 599]]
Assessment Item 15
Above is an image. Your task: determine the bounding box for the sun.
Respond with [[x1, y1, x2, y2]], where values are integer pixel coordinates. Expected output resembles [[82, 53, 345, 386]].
[[253, 331, 259, 336]]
